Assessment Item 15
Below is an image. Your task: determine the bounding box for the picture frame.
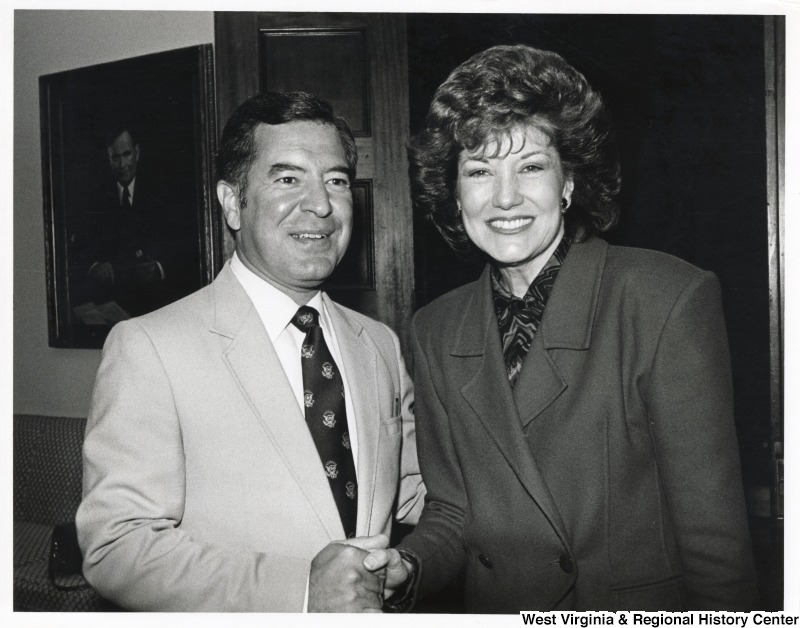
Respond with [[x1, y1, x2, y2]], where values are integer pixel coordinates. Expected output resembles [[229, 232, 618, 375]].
[[40, 44, 220, 349]]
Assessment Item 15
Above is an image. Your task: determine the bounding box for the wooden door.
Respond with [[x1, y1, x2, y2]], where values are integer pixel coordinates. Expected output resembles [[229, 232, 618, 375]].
[[214, 12, 414, 351]]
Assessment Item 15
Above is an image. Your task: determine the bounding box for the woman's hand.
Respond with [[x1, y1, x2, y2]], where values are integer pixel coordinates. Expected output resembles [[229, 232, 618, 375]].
[[362, 548, 413, 599]]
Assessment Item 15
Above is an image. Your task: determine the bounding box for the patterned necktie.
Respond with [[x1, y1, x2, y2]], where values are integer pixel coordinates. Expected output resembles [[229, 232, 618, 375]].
[[291, 306, 358, 538], [122, 185, 132, 210]]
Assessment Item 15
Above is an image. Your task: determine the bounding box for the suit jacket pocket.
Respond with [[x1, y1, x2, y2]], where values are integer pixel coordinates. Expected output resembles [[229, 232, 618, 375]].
[[382, 415, 402, 436]]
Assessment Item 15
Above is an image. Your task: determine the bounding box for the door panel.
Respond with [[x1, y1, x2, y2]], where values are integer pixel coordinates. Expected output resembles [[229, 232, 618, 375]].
[[215, 12, 414, 350]]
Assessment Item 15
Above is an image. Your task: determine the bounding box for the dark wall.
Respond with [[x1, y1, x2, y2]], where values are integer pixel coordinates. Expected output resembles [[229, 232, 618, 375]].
[[408, 14, 771, 488]]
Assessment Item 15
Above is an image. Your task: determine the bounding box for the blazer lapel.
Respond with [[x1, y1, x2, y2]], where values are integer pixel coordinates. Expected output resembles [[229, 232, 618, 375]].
[[512, 336, 568, 428], [324, 296, 380, 537], [513, 237, 608, 426], [454, 267, 570, 547], [540, 236, 607, 351], [210, 265, 344, 541]]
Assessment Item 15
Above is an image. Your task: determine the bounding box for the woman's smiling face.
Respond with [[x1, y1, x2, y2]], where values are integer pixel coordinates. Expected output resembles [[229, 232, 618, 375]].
[[455, 123, 573, 280]]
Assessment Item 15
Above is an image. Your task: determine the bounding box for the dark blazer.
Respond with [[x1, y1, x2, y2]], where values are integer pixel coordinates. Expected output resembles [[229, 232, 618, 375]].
[[401, 236, 756, 612], [71, 175, 199, 316]]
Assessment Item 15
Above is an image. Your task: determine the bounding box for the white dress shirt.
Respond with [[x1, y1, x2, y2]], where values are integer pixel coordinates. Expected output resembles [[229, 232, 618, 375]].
[[231, 253, 363, 611], [229, 252, 359, 468], [117, 177, 136, 206]]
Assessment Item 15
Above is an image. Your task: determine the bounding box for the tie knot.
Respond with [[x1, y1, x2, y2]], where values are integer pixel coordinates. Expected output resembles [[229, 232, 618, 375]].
[[292, 306, 320, 332]]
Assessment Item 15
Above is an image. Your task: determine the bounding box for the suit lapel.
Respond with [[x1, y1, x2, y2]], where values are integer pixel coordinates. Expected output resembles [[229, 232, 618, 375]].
[[210, 265, 344, 541], [512, 332, 568, 429], [324, 296, 381, 537], [458, 238, 608, 548], [453, 236, 609, 547], [454, 267, 570, 546], [539, 236, 607, 351], [513, 237, 608, 426]]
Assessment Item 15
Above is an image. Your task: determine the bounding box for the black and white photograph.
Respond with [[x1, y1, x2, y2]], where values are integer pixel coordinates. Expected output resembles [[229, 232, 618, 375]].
[[7, 2, 795, 625]]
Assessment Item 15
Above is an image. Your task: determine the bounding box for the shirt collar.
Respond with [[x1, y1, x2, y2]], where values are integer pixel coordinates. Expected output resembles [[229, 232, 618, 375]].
[[117, 177, 136, 199], [230, 251, 324, 343]]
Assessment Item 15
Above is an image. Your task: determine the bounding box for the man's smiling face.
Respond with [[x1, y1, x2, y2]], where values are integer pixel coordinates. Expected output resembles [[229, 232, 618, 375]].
[[222, 120, 353, 300]]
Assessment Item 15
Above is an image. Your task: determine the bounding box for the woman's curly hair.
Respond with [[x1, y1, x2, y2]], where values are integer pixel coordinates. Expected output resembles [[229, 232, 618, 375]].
[[410, 44, 622, 252]]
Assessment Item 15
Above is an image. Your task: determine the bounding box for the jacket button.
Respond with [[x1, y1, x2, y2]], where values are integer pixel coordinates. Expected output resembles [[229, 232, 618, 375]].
[[478, 553, 493, 569], [559, 554, 575, 574]]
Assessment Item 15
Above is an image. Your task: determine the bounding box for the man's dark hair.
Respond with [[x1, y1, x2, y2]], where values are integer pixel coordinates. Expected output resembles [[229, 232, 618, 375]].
[[217, 91, 358, 204]]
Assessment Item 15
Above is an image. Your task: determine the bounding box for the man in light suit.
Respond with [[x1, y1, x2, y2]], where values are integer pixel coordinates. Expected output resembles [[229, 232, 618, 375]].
[[77, 91, 425, 612]]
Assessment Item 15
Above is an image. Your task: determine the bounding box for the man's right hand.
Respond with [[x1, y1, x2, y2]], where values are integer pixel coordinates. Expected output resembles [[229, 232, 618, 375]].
[[308, 534, 390, 612]]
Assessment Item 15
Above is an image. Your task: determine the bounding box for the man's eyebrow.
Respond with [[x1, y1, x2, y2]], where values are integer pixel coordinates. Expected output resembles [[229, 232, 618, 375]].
[[267, 163, 352, 178], [327, 165, 352, 177], [268, 163, 305, 176]]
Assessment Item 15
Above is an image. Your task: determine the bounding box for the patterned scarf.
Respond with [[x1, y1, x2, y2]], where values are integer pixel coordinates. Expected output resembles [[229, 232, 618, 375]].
[[492, 235, 572, 386]]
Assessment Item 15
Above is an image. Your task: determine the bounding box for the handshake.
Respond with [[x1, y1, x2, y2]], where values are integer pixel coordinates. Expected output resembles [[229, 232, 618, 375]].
[[308, 534, 414, 613]]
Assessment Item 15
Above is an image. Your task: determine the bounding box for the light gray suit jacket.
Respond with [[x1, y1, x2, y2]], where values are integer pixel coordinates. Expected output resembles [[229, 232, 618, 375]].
[[77, 263, 425, 611]]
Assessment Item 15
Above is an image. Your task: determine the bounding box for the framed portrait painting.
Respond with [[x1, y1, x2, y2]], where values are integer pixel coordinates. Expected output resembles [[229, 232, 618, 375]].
[[40, 45, 220, 349]]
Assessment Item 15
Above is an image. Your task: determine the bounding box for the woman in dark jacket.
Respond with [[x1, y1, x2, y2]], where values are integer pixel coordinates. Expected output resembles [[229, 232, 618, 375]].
[[376, 44, 756, 613]]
